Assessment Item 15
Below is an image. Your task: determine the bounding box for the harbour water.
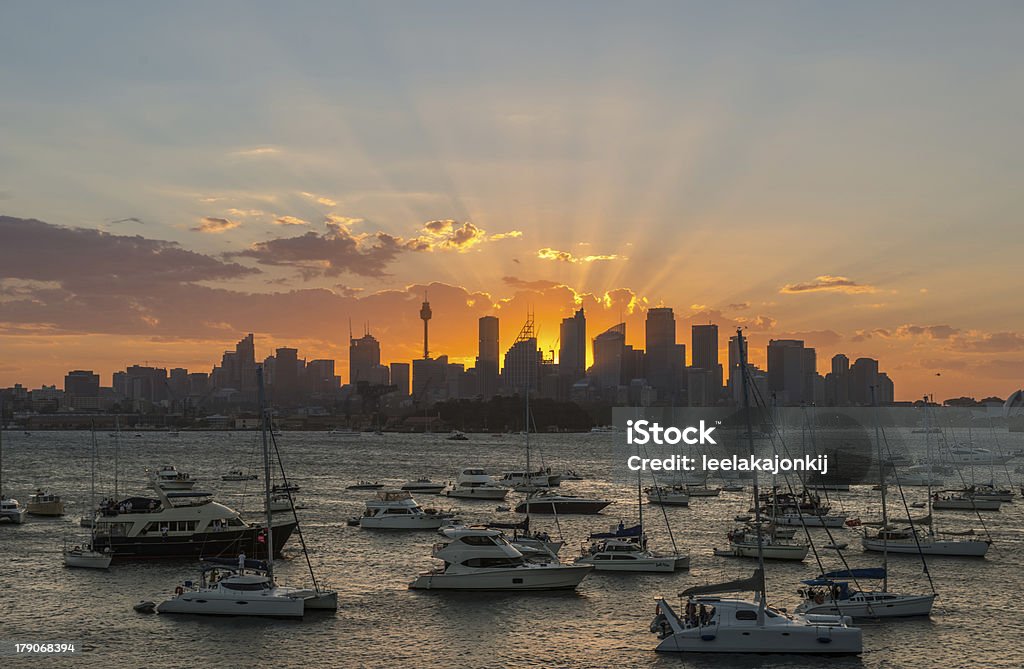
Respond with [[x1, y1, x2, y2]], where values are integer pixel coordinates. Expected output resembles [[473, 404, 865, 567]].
[[1, 430, 1023, 668]]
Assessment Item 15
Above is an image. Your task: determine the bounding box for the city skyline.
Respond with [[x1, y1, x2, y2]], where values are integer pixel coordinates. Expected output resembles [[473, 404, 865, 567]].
[[2, 5, 1022, 399]]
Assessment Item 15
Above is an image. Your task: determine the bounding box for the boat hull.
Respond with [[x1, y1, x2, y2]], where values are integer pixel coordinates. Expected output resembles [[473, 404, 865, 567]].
[[27, 501, 65, 516], [92, 522, 297, 561], [714, 544, 809, 560], [646, 493, 689, 507], [409, 565, 591, 591], [581, 555, 689, 572], [157, 592, 306, 618], [656, 625, 862, 654], [861, 537, 989, 557], [359, 516, 451, 530], [0, 509, 27, 524], [63, 550, 112, 569], [799, 594, 935, 618], [774, 515, 847, 528], [514, 500, 611, 514], [444, 488, 508, 500], [932, 499, 1001, 511]]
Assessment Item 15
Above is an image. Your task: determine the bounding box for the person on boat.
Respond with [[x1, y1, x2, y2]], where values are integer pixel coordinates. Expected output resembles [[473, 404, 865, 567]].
[[684, 600, 697, 626], [698, 604, 709, 626]]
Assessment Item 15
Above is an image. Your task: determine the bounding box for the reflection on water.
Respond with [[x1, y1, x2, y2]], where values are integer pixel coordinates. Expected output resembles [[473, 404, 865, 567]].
[[1, 430, 1022, 668]]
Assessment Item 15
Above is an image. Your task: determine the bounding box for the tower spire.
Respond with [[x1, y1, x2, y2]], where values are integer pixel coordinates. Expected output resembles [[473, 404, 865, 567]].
[[420, 290, 432, 359]]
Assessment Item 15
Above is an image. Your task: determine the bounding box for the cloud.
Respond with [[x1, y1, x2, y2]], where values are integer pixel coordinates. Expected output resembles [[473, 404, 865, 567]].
[[230, 224, 405, 278], [275, 215, 308, 226], [502, 276, 562, 291], [953, 331, 1024, 353], [227, 208, 267, 218], [536, 248, 624, 263], [410, 220, 520, 253], [324, 214, 365, 229], [894, 324, 961, 340], [231, 147, 281, 157], [780, 275, 877, 295], [726, 302, 751, 311], [192, 217, 240, 234], [300, 192, 337, 207]]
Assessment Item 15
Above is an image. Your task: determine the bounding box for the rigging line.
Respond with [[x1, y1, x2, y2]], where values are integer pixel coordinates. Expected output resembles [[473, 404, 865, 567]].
[[640, 438, 680, 555], [268, 417, 320, 593], [935, 420, 994, 542], [878, 420, 937, 596], [744, 375, 870, 598]]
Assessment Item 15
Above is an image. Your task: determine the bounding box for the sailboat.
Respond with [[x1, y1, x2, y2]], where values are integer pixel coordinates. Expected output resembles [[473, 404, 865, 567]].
[[63, 427, 112, 568], [156, 366, 336, 617], [650, 329, 861, 655], [0, 401, 27, 524], [577, 459, 689, 572], [796, 389, 935, 618], [862, 396, 991, 557]]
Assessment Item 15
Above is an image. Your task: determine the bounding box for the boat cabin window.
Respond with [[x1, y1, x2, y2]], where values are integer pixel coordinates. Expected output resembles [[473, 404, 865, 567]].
[[220, 580, 272, 591], [735, 609, 758, 621], [143, 520, 198, 533], [460, 535, 498, 546], [461, 557, 523, 568], [384, 508, 412, 514]]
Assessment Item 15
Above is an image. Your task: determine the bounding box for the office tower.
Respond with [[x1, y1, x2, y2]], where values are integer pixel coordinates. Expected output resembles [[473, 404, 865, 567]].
[[826, 354, 851, 406], [767, 339, 809, 405], [503, 315, 541, 393], [273, 347, 300, 403], [801, 347, 818, 405], [877, 372, 895, 405], [850, 357, 880, 406], [727, 334, 741, 393], [306, 359, 340, 394], [559, 308, 587, 382], [476, 316, 500, 398], [645, 308, 676, 395], [234, 333, 256, 397], [64, 370, 100, 398], [412, 355, 448, 404], [390, 362, 410, 396], [349, 332, 382, 384], [591, 323, 626, 391], [692, 323, 723, 400], [420, 296, 432, 359]]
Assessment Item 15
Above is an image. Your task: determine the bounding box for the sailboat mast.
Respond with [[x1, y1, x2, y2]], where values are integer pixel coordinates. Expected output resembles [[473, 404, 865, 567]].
[[736, 328, 767, 624], [923, 396, 935, 538], [0, 397, 4, 500], [871, 385, 889, 592], [257, 366, 274, 575], [114, 415, 120, 499]]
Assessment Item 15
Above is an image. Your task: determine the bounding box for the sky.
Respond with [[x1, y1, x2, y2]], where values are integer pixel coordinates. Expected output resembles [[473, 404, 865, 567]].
[[1, 2, 1022, 400]]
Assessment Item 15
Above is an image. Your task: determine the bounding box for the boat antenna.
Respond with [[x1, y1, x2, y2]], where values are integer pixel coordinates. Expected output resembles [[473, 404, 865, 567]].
[[256, 365, 274, 578], [736, 328, 768, 625]]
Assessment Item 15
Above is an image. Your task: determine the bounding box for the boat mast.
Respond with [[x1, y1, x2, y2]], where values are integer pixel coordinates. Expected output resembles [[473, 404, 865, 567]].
[[737, 328, 768, 625], [257, 366, 274, 577], [923, 396, 935, 538], [871, 385, 889, 592], [114, 415, 120, 499], [0, 396, 4, 500]]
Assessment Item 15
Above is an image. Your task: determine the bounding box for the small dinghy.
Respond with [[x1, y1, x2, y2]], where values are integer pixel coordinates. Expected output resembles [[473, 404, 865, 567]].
[[133, 600, 156, 614]]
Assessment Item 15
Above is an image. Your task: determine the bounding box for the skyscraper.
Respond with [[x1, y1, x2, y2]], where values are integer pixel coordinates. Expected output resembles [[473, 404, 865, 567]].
[[850, 357, 880, 406], [349, 332, 382, 384], [558, 308, 587, 382], [767, 339, 810, 405], [476, 316, 499, 398], [503, 315, 541, 393], [645, 308, 682, 400], [591, 322, 626, 391], [692, 323, 723, 400], [273, 347, 300, 403], [389, 362, 410, 396]]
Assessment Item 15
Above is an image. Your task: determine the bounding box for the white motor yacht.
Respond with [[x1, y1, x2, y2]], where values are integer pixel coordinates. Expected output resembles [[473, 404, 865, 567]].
[[152, 465, 196, 491], [408, 527, 591, 591], [651, 570, 862, 655], [0, 496, 26, 524], [443, 468, 508, 500], [971, 485, 1015, 502], [497, 469, 561, 489], [400, 478, 447, 495], [576, 536, 689, 573], [26, 489, 65, 516], [515, 490, 612, 514], [645, 485, 689, 507], [796, 569, 935, 618], [944, 447, 1013, 465], [355, 490, 455, 529]]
